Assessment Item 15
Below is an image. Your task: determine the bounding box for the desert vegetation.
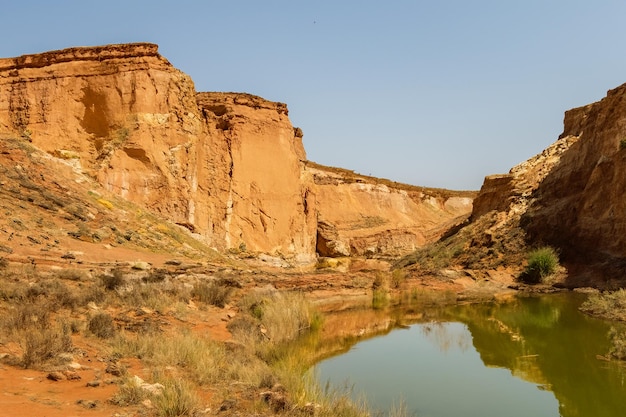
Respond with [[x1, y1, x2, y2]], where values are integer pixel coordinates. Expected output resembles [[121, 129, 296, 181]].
[[580, 290, 626, 362], [580, 289, 626, 321], [0, 262, 387, 416], [518, 246, 560, 284]]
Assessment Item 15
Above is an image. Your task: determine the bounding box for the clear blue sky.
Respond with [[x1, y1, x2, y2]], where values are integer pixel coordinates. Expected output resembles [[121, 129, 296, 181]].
[[3, 1, 626, 190]]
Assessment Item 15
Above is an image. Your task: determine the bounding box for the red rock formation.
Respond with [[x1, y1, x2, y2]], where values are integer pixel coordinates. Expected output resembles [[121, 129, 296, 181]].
[[308, 162, 474, 257], [0, 43, 474, 264], [466, 82, 626, 283], [0, 43, 315, 262], [196, 92, 316, 262]]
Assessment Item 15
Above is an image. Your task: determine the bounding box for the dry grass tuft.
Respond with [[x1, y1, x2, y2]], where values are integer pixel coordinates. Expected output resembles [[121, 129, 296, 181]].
[[21, 322, 73, 368], [154, 377, 198, 417], [101, 269, 126, 291], [111, 330, 228, 385]]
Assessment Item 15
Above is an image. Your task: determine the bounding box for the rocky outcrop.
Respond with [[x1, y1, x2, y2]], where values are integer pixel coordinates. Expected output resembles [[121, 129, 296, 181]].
[[0, 43, 315, 262], [0, 42, 201, 222], [0, 43, 474, 264], [308, 163, 474, 258], [196, 92, 316, 263], [522, 83, 626, 270], [471, 135, 580, 223], [467, 82, 626, 283]]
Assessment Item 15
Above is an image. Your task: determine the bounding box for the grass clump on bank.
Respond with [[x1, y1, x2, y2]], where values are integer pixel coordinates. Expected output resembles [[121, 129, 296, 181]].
[[518, 246, 559, 284], [580, 289, 626, 321], [608, 327, 626, 360], [580, 290, 626, 362]]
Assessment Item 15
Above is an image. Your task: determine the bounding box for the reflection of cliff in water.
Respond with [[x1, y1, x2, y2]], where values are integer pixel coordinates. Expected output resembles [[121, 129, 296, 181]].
[[446, 294, 626, 417]]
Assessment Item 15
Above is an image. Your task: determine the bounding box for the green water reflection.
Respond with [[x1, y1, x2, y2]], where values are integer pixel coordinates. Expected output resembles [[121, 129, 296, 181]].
[[316, 293, 626, 416]]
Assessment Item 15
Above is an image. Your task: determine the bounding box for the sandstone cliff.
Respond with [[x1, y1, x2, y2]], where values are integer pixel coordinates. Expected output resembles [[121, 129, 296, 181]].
[[308, 162, 474, 258], [0, 43, 316, 262], [0, 43, 473, 265]]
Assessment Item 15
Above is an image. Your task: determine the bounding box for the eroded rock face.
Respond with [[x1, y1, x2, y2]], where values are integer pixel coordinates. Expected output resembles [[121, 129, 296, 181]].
[[522, 83, 626, 266], [471, 134, 580, 223], [196, 92, 316, 262], [0, 43, 201, 225], [309, 163, 474, 257], [0, 43, 315, 262], [0, 43, 473, 264], [468, 82, 626, 280]]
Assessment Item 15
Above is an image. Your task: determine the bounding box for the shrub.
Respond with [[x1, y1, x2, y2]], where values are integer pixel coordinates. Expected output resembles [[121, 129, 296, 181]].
[[142, 269, 168, 283], [101, 269, 125, 290], [391, 269, 406, 289], [88, 312, 116, 338], [519, 246, 559, 284], [608, 327, 626, 360], [620, 138, 626, 150], [55, 268, 88, 281], [21, 323, 73, 368], [36, 280, 79, 310], [192, 281, 232, 308], [5, 303, 51, 332]]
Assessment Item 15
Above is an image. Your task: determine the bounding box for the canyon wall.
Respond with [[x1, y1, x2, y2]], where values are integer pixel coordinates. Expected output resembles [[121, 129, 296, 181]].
[[0, 43, 473, 264], [469, 82, 626, 279], [308, 163, 474, 258], [522, 83, 626, 266]]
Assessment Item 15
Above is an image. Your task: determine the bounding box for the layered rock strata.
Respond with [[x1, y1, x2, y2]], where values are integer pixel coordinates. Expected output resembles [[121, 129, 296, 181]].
[[0, 43, 316, 262], [308, 163, 474, 258], [0, 43, 474, 263]]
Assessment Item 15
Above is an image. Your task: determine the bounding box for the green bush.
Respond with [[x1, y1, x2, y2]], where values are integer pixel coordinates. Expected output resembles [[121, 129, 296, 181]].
[[519, 246, 559, 284], [608, 327, 626, 360]]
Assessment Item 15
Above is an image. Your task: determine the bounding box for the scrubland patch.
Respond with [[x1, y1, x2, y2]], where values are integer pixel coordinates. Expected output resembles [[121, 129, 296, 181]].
[[0, 265, 403, 416]]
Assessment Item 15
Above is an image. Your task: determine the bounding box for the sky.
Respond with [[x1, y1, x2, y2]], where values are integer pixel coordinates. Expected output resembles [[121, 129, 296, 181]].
[[2, 1, 626, 190]]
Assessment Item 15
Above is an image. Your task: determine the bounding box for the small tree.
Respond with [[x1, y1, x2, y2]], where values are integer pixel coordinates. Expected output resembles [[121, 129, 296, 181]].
[[519, 246, 559, 284]]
